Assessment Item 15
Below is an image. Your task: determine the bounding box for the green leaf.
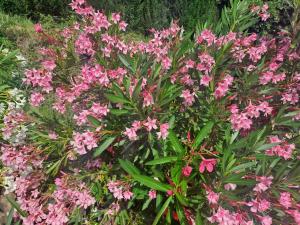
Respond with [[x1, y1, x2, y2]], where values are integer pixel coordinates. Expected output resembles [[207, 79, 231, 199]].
[[132, 78, 143, 100], [87, 115, 101, 126], [168, 130, 185, 155], [230, 131, 239, 144], [229, 161, 256, 173], [196, 210, 203, 225], [152, 196, 172, 225], [5, 207, 14, 225], [105, 94, 131, 104], [153, 63, 162, 79], [93, 136, 116, 157], [146, 156, 178, 165], [192, 121, 214, 149], [175, 33, 193, 59], [224, 173, 255, 185], [132, 174, 172, 192], [5, 196, 28, 217], [175, 201, 187, 225], [118, 55, 134, 73], [110, 109, 130, 115], [119, 159, 140, 175], [142, 198, 152, 211], [255, 142, 280, 151]]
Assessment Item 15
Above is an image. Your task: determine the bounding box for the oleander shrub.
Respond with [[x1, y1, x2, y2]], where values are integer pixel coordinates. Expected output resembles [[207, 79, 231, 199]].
[[0, 0, 300, 225]]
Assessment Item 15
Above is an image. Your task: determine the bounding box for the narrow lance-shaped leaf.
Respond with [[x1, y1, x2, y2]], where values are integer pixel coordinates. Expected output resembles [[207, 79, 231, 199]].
[[105, 94, 131, 104], [152, 196, 172, 225], [146, 156, 178, 166], [192, 121, 214, 149], [118, 54, 135, 73], [118, 159, 140, 175], [93, 136, 116, 157], [5, 196, 28, 217], [168, 130, 185, 155], [132, 174, 172, 192]]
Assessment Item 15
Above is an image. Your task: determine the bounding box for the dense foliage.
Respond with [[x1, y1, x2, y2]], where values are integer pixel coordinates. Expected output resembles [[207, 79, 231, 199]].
[[0, 0, 300, 225], [0, 0, 293, 34]]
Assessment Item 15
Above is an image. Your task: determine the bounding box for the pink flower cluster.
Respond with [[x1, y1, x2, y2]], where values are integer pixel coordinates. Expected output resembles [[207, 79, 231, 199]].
[[24, 69, 52, 92], [253, 176, 273, 193], [196, 53, 215, 74], [124, 119, 169, 141], [259, 71, 286, 85], [2, 110, 26, 140], [181, 89, 195, 106], [70, 131, 98, 155], [75, 34, 95, 55], [108, 180, 133, 200], [199, 158, 217, 173], [247, 198, 270, 213], [1, 145, 43, 171], [265, 136, 295, 160], [208, 207, 255, 225], [229, 102, 272, 131], [74, 102, 109, 125], [197, 29, 216, 46], [53, 178, 96, 209], [214, 75, 234, 99], [251, 4, 270, 21], [206, 189, 219, 205], [30, 92, 45, 107]]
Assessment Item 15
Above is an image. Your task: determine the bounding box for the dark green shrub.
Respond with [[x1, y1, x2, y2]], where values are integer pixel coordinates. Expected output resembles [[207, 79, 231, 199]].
[[0, 0, 71, 20]]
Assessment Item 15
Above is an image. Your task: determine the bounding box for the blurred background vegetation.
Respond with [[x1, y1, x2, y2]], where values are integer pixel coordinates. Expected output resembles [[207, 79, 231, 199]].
[[0, 0, 294, 35]]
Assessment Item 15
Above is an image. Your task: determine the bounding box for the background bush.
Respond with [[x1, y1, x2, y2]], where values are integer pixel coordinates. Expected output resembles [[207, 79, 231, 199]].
[[0, 0, 294, 35]]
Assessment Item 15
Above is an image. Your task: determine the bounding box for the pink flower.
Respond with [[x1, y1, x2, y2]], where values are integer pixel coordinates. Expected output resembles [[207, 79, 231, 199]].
[[75, 34, 95, 56], [167, 190, 174, 196], [119, 21, 128, 31], [279, 192, 292, 209], [199, 158, 217, 173], [182, 165, 193, 177], [286, 210, 300, 224], [48, 131, 58, 140], [214, 75, 233, 99], [30, 92, 45, 107], [259, 215, 272, 225], [200, 75, 212, 86], [24, 69, 52, 92], [162, 56, 172, 70], [148, 190, 157, 200], [206, 189, 219, 204], [70, 131, 98, 155], [123, 191, 133, 200], [247, 198, 270, 212], [142, 91, 154, 107], [124, 127, 138, 140], [181, 89, 195, 106], [144, 117, 157, 131], [253, 176, 273, 192], [230, 112, 252, 131], [208, 207, 252, 224], [197, 29, 216, 46], [185, 59, 195, 69], [42, 60, 56, 71], [224, 183, 237, 191], [75, 190, 96, 209], [132, 120, 142, 131], [34, 23, 43, 33], [196, 53, 215, 74], [111, 13, 121, 24], [260, 71, 273, 85], [157, 123, 169, 140]]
